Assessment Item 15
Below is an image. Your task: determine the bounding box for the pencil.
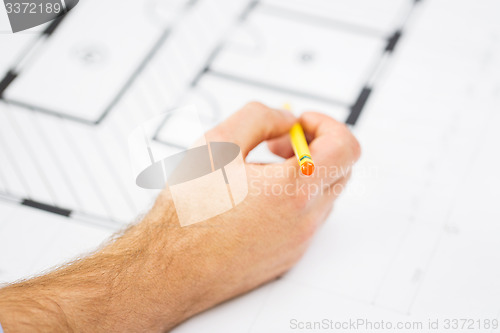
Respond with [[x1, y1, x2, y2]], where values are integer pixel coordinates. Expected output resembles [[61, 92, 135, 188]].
[[284, 104, 315, 176]]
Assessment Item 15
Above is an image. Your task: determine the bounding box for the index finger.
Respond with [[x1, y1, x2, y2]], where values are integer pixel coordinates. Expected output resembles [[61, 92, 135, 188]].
[[205, 102, 297, 158]]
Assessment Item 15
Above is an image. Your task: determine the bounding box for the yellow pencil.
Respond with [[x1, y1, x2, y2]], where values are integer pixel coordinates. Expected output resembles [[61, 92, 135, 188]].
[[284, 104, 315, 176]]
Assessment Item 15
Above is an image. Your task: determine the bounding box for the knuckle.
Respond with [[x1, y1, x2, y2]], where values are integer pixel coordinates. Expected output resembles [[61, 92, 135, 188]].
[[335, 125, 361, 160], [244, 101, 266, 111], [336, 122, 351, 137], [351, 135, 362, 160], [246, 101, 277, 136], [245, 101, 277, 120], [205, 127, 229, 142]]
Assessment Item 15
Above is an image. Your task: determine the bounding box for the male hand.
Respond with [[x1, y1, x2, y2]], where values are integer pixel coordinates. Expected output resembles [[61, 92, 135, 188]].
[[147, 102, 361, 328], [0, 102, 360, 332]]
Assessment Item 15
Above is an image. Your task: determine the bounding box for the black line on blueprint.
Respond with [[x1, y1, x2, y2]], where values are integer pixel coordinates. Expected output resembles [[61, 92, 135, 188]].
[[190, 45, 223, 87], [346, 87, 372, 125], [209, 70, 348, 107], [152, 111, 174, 145], [0, 157, 9, 191], [0, 191, 20, 204], [0, 71, 18, 98], [5, 108, 59, 204], [0, 191, 123, 231], [0, 36, 48, 95], [370, 213, 419, 308], [1, 29, 171, 126], [94, 29, 172, 124], [3, 0, 199, 126], [0, 14, 63, 94], [153, 136, 189, 151], [6, 110, 57, 203], [31, 113, 85, 209], [191, 0, 259, 88], [57, 119, 115, 219], [152, 0, 260, 146], [246, 283, 277, 333], [150, 85, 222, 145], [189, 0, 375, 128], [385, 30, 402, 53], [0, 116, 33, 197], [22, 198, 72, 217], [259, 3, 387, 39], [1, 99, 96, 124], [43, 15, 66, 36], [406, 106, 492, 315], [344, 1, 422, 126], [90, 134, 137, 214], [240, 0, 259, 21], [10, 190, 239, 230]]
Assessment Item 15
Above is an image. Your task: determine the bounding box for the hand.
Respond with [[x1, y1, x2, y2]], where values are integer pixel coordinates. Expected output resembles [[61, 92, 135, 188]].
[[150, 102, 361, 328], [0, 102, 360, 332]]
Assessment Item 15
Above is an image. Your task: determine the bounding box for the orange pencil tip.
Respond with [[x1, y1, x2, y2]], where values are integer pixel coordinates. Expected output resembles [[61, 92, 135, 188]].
[[301, 161, 315, 176]]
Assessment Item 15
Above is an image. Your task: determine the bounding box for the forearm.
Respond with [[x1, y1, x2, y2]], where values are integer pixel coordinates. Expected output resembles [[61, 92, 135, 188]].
[[0, 198, 201, 332], [0, 104, 360, 333]]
